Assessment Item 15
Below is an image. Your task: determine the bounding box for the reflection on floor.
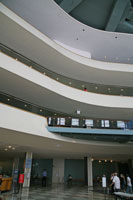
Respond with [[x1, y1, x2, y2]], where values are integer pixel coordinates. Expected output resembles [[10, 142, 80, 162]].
[[0, 185, 114, 200]]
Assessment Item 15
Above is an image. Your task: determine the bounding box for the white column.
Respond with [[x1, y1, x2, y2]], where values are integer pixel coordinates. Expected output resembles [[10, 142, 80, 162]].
[[23, 152, 32, 187], [52, 158, 64, 184], [87, 157, 93, 186]]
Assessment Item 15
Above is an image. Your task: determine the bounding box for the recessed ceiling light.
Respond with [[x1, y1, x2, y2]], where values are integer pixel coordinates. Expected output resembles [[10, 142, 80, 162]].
[[105, 160, 107, 162], [8, 145, 12, 148], [95, 86, 98, 89], [91, 158, 94, 161], [121, 89, 123, 91], [110, 160, 113, 163], [5, 148, 8, 151], [108, 88, 111, 91], [12, 147, 15, 150], [82, 85, 85, 88], [15, 58, 18, 61], [56, 77, 59, 80], [69, 82, 72, 85], [54, 113, 57, 116], [24, 104, 27, 107], [99, 160, 101, 163], [40, 109, 42, 112], [7, 98, 10, 101]]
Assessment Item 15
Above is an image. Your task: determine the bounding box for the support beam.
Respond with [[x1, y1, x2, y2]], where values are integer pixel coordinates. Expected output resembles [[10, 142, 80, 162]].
[[105, 0, 131, 31], [23, 152, 32, 188], [60, 0, 83, 13]]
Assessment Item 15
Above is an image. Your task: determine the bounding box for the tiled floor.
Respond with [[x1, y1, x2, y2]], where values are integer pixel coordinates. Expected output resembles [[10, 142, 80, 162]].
[[0, 185, 114, 200]]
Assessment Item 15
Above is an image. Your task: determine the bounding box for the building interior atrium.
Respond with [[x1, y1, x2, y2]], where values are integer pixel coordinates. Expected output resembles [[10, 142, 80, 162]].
[[0, 0, 133, 199]]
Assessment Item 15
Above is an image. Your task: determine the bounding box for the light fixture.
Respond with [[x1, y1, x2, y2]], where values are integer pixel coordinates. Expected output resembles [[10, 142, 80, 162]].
[[69, 82, 72, 85], [95, 86, 98, 89], [5, 148, 8, 151], [105, 160, 107, 162], [56, 77, 59, 80], [110, 160, 113, 163], [54, 113, 57, 116], [12, 147, 15, 150], [40, 109, 42, 112], [82, 85, 85, 88], [24, 104, 27, 107], [8, 145, 12, 148], [15, 58, 18, 61], [7, 98, 10, 101], [91, 158, 94, 162], [108, 88, 111, 91], [99, 160, 101, 163], [76, 110, 80, 115], [120, 89, 123, 91]]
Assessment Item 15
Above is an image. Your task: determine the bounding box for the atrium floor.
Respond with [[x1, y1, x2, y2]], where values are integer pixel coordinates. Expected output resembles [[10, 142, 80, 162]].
[[0, 184, 115, 200]]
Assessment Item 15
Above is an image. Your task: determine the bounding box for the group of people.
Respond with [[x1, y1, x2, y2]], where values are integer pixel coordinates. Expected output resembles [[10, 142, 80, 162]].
[[103, 173, 132, 194]]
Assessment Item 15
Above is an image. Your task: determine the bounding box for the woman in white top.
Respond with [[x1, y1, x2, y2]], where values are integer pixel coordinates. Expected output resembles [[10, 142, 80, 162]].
[[126, 174, 132, 193]]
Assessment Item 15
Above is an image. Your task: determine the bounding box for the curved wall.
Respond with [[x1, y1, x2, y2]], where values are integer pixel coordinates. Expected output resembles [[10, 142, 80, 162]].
[[0, 5, 133, 87], [1, 0, 133, 64], [1, 52, 133, 120]]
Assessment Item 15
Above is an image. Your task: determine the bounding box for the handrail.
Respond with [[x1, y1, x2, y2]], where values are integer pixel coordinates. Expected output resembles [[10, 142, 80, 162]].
[[1, 91, 133, 130], [0, 43, 133, 97]]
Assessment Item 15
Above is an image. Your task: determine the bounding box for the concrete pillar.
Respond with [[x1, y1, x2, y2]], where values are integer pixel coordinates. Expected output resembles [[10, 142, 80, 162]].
[[87, 157, 93, 186], [52, 158, 64, 184], [23, 152, 32, 187]]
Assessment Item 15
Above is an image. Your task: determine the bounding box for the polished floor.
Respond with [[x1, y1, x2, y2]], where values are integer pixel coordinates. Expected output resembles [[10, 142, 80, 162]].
[[0, 185, 115, 200]]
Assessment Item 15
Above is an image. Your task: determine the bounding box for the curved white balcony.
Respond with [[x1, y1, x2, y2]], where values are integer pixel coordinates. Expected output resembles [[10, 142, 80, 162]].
[[1, 52, 133, 120], [0, 103, 133, 160], [0, 3, 133, 87], [1, 0, 133, 64]]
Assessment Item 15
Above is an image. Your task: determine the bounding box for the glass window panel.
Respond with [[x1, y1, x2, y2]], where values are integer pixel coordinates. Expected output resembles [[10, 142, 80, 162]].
[[72, 118, 79, 126]]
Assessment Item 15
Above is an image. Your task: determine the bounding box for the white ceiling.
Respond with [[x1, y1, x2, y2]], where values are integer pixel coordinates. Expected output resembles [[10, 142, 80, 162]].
[[0, 128, 132, 161], [1, 0, 133, 64], [0, 9, 133, 87]]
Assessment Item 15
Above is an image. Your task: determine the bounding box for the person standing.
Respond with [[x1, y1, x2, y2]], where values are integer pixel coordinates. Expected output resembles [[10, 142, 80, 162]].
[[120, 174, 126, 192], [110, 173, 120, 200], [110, 173, 114, 194], [126, 174, 132, 193], [42, 169, 47, 187], [102, 174, 107, 194]]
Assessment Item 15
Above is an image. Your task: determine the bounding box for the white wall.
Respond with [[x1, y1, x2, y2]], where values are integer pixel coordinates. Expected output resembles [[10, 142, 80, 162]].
[[52, 158, 64, 184]]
